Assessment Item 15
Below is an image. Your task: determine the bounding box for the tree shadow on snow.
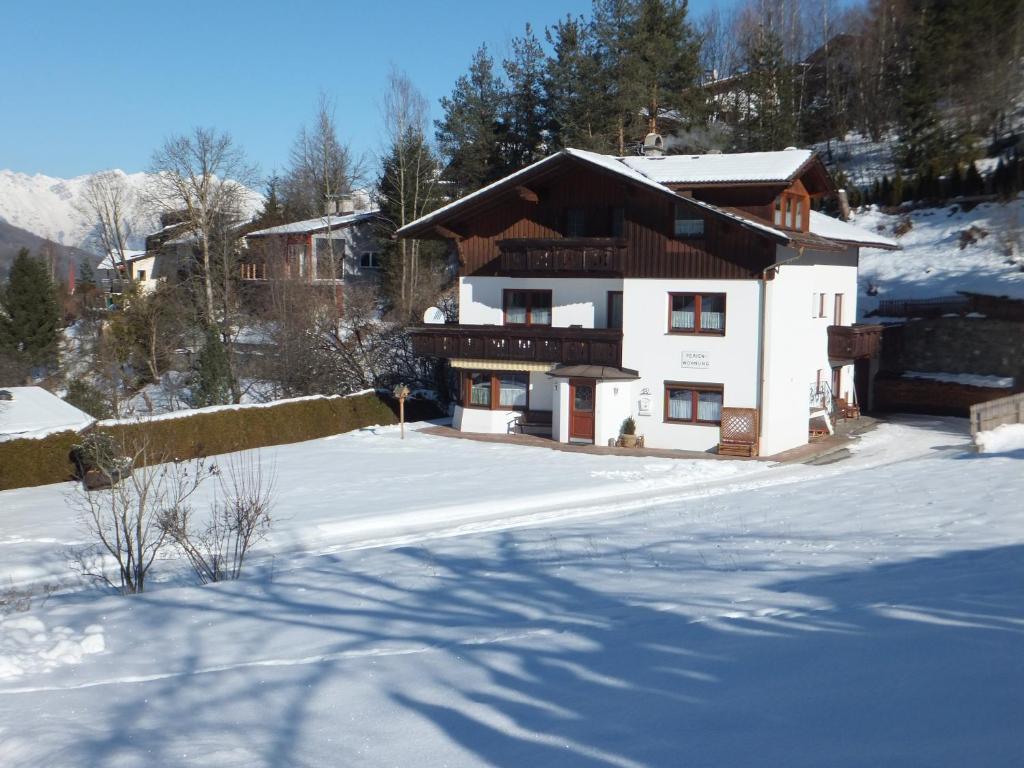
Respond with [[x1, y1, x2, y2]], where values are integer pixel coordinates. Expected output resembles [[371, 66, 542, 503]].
[[32, 537, 1024, 768]]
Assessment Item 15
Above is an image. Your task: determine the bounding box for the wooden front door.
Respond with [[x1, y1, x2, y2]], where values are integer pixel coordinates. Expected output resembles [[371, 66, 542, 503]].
[[569, 379, 596, 442]]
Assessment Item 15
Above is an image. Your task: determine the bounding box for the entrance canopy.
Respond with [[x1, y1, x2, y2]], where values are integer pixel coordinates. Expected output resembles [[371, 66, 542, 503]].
[[546, 364, 640, 381]]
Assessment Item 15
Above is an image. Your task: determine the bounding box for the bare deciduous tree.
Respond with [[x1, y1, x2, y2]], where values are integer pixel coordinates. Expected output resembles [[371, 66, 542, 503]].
[[159, 451, 276, 584], [77, 170, 137, 278], [146, 128, 257, 323]]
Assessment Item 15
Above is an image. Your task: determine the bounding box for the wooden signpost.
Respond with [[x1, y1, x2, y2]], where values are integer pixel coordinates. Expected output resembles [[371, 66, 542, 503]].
[[393, 383, 410, 439]]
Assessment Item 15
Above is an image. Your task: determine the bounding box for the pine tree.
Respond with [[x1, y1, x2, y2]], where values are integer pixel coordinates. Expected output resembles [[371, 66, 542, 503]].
[[435, 45, 508, 196], [0, 249, 61, 369], [624, 0, 701, 137], [191, 325, 232, 407], [737, 23, 797, 151], [545, 15, 609, 151], [964, 161, 984, 197], [890, 173, 905, 207], [502, 24, 549, 170]]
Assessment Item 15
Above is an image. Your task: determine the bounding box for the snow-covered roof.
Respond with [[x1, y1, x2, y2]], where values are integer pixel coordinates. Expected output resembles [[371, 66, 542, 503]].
[[247, 210, 380, 238], [397, 147, 886, 254], [808, 210, 898, 250], [619, 149, 814, 184], [0, 387, 95, 441], [97, 250, 147, 271]]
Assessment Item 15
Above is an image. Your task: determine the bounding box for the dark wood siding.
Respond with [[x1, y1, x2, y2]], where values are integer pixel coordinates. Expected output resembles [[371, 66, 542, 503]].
[[452, 161, 775, 279]]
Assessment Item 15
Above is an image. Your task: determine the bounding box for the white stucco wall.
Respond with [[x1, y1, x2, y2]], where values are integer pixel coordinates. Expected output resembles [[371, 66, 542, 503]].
[[453, 405, 520, 434], [595, 380, 632, 446], [759, 246, 859, 455], [620, 278, 763, 452], [552, 380, 569, 442], [460, 276, 623, 327]]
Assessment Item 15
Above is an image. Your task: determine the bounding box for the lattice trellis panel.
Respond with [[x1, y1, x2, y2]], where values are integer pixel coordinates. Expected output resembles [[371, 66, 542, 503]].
[[720, 407, 758, 445]]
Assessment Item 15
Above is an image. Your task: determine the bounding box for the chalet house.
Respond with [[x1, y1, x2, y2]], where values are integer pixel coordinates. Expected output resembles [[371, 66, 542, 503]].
[[399, 141, 897, 456], [241, 207, 382, 285]]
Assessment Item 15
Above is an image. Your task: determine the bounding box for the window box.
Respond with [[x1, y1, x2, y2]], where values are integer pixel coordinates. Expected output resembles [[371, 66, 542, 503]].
[[664, 382, 724, 425], [668, 293, 726, 334]]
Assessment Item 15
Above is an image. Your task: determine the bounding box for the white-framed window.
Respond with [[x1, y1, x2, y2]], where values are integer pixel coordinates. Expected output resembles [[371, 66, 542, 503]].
[[360, 251, 381, 269]]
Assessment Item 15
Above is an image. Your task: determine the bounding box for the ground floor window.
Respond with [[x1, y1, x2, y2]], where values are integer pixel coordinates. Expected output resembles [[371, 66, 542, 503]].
[[664, 382, 723, 425], [464, 371, 530, 410]]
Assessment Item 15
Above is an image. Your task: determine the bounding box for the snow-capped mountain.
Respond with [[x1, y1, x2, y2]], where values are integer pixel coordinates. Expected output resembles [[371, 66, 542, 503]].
[[0, 169, 262, 256]]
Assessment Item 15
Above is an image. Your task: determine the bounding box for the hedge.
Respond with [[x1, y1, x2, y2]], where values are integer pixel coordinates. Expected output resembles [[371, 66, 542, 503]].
[[0, 430, 83, 490], [0, 391, 422, 492]]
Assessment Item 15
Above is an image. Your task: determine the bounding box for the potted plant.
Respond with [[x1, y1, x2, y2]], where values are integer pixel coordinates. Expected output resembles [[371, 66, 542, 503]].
[[619, 416, 638, 448]]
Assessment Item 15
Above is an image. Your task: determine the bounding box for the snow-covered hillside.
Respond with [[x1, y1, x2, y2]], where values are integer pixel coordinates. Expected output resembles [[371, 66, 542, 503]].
[[0, 169, 262, 256], [854, 196, 1024, 316], [0, 418, 1021, 766]]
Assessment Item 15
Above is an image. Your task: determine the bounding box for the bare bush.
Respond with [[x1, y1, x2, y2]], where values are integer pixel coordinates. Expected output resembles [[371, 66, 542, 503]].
[[159, 451, 276, 584], [70, 439, 212, 594]]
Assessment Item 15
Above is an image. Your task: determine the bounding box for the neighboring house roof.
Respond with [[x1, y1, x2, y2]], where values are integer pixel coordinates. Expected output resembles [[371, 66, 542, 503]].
[[97, 250, 148, 271], [246, 210, 380, 238], [0, 387, 95, 442], [808, 210, 899, 250], [397, 148, 894, 252], [618, 149, 814, 185]]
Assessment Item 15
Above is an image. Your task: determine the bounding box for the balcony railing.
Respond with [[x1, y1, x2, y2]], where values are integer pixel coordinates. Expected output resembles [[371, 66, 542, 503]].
[[411, 324, 623, 367], [497, 238, 626, 276], [827, 324, 883, 359]]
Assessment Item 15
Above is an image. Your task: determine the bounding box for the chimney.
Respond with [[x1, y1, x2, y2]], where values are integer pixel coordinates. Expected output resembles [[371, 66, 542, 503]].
[[642, 133, 664, 157], [324, 198, 339, 217], [339, 194, 355, 215], [837, 189, 851, 222]]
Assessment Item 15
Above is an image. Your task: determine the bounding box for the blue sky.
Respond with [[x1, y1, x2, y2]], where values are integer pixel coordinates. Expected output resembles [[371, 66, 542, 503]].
[[2, 0, 728, 181]]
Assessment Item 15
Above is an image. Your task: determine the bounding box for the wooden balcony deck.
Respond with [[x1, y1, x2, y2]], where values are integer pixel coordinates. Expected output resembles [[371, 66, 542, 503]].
[[497, 238, 626, 276], [827, 324, 884, 359], [410, 324, 623, 367]]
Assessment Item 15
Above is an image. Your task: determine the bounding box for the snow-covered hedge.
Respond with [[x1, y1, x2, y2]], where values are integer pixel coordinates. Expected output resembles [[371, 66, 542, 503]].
[[0, 391, 402, 492]]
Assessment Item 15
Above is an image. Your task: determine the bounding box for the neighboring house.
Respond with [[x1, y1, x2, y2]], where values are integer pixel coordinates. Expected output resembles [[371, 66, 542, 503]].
[[96, 211, 256, 300], [96, 249, 153, 295], [0, 387, 94, 442], [399, 141, 897, 456], [241, 207, 382, 285]]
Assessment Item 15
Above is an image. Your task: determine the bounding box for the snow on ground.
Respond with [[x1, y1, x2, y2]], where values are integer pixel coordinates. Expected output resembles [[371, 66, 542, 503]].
[[0, 416, 1022, 767], [813, 132, 898, 188], [854, 196, 1024, 316], [975, 422, 1024, 454]]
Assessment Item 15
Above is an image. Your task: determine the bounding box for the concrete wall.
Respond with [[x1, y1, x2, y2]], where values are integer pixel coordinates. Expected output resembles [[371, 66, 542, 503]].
[[882, 316, 1024, 380]]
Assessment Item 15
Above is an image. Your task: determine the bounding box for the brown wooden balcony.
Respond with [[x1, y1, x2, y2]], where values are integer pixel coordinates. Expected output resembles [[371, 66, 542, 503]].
[[411, 324, 623, 367], [828, 324, 883, 359], [497, 238, 625, 276]]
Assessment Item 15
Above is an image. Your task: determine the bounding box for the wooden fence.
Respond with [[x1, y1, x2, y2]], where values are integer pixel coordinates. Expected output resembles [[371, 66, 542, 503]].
[[969, 391, 1024, 439]]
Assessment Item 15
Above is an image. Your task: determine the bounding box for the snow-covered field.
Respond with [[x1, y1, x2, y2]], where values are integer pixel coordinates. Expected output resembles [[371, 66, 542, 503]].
[[854, 196, 1024, 315], [1, 417, 1022, 766]]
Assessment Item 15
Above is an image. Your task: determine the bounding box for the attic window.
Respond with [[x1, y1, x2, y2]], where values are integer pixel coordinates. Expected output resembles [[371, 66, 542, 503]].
[[674, 204, 705, 238], [773, 190, 808, 232]]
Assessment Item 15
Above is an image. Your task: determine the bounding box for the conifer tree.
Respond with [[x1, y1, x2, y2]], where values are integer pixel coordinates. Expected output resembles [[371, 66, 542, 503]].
[[502, 24, 550, 170], [625, 0, 701, 136], [191, 325, 232, 407], [545, 15, 609, 151], [435, 45, 508, 196], [0, 249, 61, 370], [964, 161, 984, 197]]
